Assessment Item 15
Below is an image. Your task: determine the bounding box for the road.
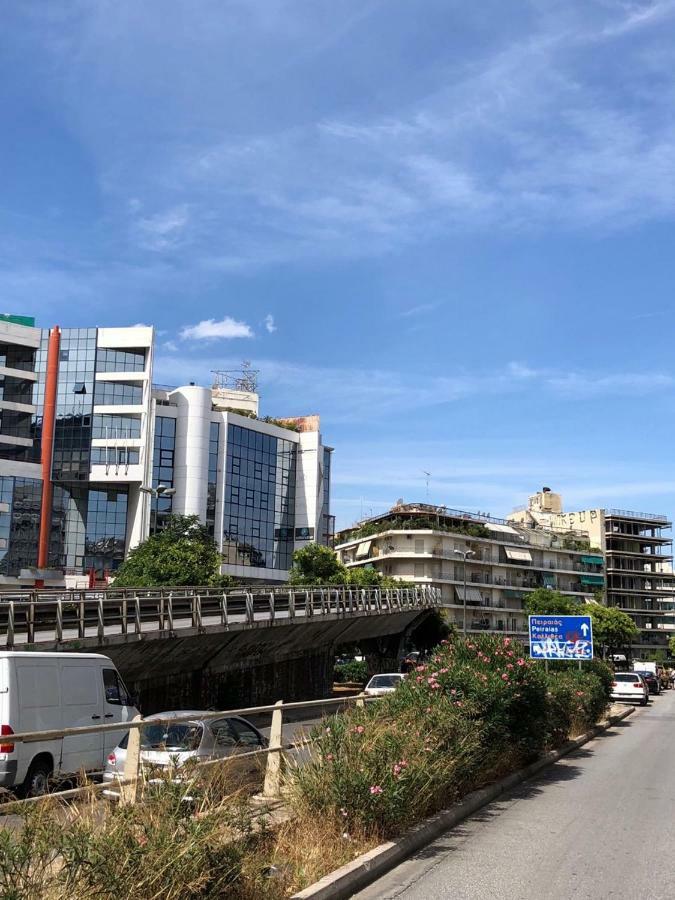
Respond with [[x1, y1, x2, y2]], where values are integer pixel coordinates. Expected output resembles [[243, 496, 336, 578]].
[[356, 691, 675, 900]]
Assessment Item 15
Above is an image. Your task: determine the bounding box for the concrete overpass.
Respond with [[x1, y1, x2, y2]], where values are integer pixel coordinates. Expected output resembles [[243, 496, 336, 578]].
[[0, 585, 441, 711]]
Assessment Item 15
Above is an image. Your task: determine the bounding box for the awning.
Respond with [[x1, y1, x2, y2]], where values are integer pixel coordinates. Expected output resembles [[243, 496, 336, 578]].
[[581, 555, 603, 566], [355, 540, 372, 560], [505, 547, 533, 564], [455, 586, 484, 604], [485, 523, 520, 536], [580, 574, 604, 586]]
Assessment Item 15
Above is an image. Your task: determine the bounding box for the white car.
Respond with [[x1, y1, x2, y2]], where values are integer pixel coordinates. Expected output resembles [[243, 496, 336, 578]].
[[364, 673, 404, 697], [611, 672, 648, 706]]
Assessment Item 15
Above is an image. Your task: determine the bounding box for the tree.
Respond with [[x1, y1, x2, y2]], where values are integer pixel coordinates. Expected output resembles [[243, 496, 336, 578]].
[[288, 543, 396, 587], [288, 543, 349, 585], [113, 515, 231, 587], [524, 589, 584, 616], [670, 635, 675, 658], [587, 604, 637, 660]]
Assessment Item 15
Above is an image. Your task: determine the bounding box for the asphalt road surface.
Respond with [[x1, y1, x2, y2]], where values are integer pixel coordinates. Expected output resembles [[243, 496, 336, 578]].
[[355, 692, 675, 900]]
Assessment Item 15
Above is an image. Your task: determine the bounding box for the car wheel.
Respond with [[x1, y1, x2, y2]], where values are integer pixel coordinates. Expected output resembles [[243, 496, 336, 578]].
[[640, 696, 648, 706], [22, 759, 52, 798]]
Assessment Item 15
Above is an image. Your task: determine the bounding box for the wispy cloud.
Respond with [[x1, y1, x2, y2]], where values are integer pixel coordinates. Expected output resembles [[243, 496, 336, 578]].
[[264, 314, 277, 334], [135, 205, 190, 251], [153, 352, 675, 423], [179, 316, 254, 341], [398, 302, 440, 318]]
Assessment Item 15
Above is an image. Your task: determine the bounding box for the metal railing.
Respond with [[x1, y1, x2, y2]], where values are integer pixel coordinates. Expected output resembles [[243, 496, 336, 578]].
[[0, 693, 376, 811], [606, 509, 670, 524], [0, 584, 441, 649]]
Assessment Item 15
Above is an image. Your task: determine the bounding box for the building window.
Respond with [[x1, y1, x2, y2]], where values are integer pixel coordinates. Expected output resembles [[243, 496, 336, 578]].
[[0, 476, 42, 576], [93, 381, 143, 406], [96, 348, 146, 373], [90, 447, 140, 466], [152, 416, 176, 530], [92, 414, 141, 440], [223, 424, 297, 570], [52, 328, 97, 481], [206, 422, 220, 537]]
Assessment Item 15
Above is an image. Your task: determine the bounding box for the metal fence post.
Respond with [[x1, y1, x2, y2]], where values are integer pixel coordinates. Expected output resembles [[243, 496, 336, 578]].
[[121, 715, 143, 805], [263, 700, 284, 799], [245, 592, 254, 625], [56, 599, 63, 642], [289, 589, 296, 619], [97, 599, 105, 641], [269, 591, 275, 622], [221, 592, 229, 628], [7, 602, 14, 648]]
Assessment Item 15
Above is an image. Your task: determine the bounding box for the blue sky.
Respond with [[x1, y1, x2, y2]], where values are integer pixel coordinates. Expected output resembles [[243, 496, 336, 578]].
[[3, 0, 675, 529]]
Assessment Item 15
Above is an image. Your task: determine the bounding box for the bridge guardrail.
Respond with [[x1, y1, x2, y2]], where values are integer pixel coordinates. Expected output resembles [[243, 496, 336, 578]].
[[0, 692, 380, 811], [0, 585, 441, 648]]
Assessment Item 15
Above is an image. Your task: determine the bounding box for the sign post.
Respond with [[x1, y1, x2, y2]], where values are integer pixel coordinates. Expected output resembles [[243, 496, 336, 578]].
[[528, 615, 594, 661]]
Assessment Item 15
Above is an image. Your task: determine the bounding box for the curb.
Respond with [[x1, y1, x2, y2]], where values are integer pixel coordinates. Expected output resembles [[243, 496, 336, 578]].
[[291, 706, 635, 900]]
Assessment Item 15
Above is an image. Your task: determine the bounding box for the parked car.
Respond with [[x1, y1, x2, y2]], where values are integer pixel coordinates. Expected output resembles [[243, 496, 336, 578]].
[[0, 651, 138, 796], [364, 674, 404, 697], [610, 672, 649, 706], [103, 711, 268, 784], [634, 670, 660, 695]]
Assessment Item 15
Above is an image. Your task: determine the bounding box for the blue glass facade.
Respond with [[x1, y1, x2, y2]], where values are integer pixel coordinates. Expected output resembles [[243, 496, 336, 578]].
[[52, 328, 96, 482], [206, 421, 219, 536], [49, 485, 128, 574], [151, 416, 176, 530], [223, 423, 296, 570], [0, 476, 42, 575]]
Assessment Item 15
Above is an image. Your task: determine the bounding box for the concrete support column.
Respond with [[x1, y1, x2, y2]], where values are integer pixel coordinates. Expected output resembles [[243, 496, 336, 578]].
[[172, 386, 212, 522]]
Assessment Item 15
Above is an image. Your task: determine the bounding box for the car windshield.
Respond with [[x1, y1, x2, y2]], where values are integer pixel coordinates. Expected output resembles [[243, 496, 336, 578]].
[[635, 671, 652, 678], [140, 723, 203, 751], [369, 675, 401, 688], [615, 674, 640, 682]]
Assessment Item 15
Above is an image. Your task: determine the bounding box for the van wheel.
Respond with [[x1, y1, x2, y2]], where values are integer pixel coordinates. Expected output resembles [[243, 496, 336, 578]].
[[22, 760, 52, 798]]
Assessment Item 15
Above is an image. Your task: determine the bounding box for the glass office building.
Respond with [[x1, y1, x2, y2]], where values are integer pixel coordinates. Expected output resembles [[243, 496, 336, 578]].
[[0, 319, 332, 587]]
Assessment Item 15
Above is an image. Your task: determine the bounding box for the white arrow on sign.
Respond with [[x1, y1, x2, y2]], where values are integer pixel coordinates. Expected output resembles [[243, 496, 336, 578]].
[[581, 623, 589, 637]]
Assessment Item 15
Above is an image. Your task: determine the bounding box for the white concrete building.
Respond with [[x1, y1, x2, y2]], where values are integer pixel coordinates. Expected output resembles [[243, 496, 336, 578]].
[[335, 502, 602, 640], [0, 317, 332, 588]]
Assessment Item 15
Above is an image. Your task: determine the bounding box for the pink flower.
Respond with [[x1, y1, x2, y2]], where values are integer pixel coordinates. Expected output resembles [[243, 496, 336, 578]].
[[576, 691, 585, 697], [450, 689, 457, 696], [326, 753, 334, 762], [340, 808, 348, 817], [353, 725, 365, 735], [416, 676, 424, 684], [507, 650, 514, 657], [517, 658, 526, 666], [503, 638, 511, 647], [506, 664, 514, 670], [501, 674, 509, 681], [393, 764, 402, 776], [484, 657, 491, 664], [455, 700, 463, 707], [369, 785, 383, 795], [415, 665, 427, 673]]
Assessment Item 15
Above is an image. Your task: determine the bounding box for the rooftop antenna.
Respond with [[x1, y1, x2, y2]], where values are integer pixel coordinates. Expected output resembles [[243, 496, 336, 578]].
[[422, 470, 431, 501], [211, 361, 259, 393]]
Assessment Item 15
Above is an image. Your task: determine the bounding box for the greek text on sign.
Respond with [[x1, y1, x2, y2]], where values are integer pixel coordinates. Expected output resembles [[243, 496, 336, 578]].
[[528, 615, 593, 660]]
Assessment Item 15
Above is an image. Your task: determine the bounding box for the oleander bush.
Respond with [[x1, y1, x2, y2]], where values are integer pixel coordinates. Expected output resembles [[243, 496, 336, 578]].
[[292, 634, 611, 839]]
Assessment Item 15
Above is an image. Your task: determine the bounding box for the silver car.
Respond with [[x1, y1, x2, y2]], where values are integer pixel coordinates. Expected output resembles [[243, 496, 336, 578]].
[[103, 710, 268, 783]]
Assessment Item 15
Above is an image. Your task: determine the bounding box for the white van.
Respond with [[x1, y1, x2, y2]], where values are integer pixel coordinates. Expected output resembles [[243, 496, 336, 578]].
[[0, 651, 138, 796]]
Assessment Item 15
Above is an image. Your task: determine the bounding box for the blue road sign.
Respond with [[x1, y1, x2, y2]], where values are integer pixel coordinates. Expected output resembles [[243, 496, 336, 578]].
[[528, 615, 593, 660]]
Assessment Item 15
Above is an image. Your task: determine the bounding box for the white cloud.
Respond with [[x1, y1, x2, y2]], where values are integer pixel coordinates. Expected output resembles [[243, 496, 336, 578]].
[[153, 351, 675, 423], [179, 316, 254, 341], [398, 303, 439, 318], [163, 340, 178, 352], [264, 314, 277, 333], [135, 205, 190, 251]]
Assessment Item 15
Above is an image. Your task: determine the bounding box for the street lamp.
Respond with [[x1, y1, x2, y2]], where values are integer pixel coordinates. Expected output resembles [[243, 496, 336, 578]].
[[140, 484, 176, 535], [454, 549, 476, 636]]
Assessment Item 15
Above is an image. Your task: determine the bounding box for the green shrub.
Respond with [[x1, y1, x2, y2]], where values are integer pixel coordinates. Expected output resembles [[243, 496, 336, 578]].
[[334, 660, 368, 684], [294, 634, 549, 837], [293, 634, 612, 840]]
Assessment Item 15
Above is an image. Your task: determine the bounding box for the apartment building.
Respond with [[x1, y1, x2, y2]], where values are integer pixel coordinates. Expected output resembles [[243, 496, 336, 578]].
[[511, 489, 675, 654], [0, 316, 333, 588], [335, 502, 603, 640]]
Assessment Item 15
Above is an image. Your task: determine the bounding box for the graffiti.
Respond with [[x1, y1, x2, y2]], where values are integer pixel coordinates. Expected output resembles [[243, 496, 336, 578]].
[[530, 638, 592, 660]]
